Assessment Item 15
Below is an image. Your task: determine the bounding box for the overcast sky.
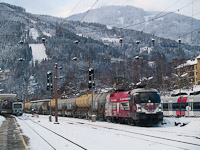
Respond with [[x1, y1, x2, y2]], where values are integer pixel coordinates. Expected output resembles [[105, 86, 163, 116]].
[[0, 0, 199, 19]]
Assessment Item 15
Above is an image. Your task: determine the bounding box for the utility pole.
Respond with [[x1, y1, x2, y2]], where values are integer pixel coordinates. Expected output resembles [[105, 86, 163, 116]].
[[54, 63, 59, 123], [178, 38, 182, 118], [88, 55, 90, 86]]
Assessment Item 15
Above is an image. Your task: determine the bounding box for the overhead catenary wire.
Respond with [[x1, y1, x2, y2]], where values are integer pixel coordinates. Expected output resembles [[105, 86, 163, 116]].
[[79, 0, 198, 35], [122, 0, 198, 30], [80, 0, 99, 22], [180, 27, 200, 37], [191, 0, 194, 43], [153, 0, 181, 19], [67, 0, 82, 17], [151, 11, 200, 34]]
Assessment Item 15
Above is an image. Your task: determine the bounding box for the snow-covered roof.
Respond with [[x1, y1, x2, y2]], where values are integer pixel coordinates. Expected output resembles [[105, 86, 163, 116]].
[[176, 55, 200, 69]]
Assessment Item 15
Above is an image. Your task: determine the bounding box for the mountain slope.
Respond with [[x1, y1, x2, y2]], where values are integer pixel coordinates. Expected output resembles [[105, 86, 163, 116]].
[[67, 5, 200, 45], [0, 3, 200, 99]]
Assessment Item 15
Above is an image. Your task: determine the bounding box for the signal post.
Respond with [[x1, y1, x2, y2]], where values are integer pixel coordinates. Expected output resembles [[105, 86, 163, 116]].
[[47, 71, 53, 122], [88, 68, 96, 122]]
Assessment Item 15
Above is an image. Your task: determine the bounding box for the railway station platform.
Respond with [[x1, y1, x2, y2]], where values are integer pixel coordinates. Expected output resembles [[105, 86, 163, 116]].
[[0, 115, 29, 150]]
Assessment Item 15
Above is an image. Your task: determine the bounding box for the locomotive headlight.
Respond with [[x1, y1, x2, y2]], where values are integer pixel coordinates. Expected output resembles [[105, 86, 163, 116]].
[[159, 107, 162, 112], [137, 107, 142, 112]]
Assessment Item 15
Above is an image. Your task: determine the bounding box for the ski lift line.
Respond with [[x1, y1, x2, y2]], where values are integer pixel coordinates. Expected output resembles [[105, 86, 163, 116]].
[[80, 0, 198, 34], [80, 0, 99, 22], [68, 0, 82, 17]]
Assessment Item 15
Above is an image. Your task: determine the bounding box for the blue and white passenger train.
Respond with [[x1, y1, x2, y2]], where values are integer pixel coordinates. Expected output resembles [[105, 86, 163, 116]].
[[0, 94, 23, 116]]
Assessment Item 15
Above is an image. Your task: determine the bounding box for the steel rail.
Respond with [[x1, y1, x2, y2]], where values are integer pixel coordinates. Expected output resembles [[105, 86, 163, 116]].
[[18, 117, 56, 150], [58, 118, 200, 147], [20, 116, 87, 150]]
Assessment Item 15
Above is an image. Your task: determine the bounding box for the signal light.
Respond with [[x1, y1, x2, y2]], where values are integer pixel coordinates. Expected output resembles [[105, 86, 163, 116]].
[[88, 68, 95, 89], [47, 71, 53, 91], [88, 81, 95, 89]]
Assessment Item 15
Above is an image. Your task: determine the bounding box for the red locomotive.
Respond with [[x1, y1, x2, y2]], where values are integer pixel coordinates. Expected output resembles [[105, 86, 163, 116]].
[[105, 88, 163, 125]]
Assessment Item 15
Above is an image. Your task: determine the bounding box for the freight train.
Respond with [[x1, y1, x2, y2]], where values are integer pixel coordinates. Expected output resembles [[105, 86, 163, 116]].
[[24, 88, 163, 126], [162, 94, 200, 117]]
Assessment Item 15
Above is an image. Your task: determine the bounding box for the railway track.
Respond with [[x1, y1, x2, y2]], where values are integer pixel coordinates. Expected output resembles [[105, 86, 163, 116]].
[[17, 115, 200, 150], [17, 116, 87, 150], [57, 118, 200, 149]]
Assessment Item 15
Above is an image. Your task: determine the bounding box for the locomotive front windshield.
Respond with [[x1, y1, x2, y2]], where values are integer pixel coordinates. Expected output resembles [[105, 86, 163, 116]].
[[134, 92, 161, 104], [14, 104, 22, 108]]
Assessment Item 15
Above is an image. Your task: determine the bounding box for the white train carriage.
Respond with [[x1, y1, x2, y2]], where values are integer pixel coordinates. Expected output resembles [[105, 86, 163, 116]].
[[161, 95, 200, 117], [12, 102, 23, 116]]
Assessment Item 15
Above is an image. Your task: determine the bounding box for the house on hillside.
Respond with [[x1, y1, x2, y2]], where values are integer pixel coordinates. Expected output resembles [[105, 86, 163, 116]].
[[176, 56, 200, 85]]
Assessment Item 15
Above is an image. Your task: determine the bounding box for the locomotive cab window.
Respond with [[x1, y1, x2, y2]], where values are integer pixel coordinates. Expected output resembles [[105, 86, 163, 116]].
[[134, 92, 161, 104], [14, 104, 22, 108]]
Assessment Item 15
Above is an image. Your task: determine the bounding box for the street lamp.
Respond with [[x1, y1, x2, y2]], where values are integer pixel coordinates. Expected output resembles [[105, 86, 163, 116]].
[[119, 37, 123, 46], [72, 57, 78, 61], [73, 40, 79, 44], [152, 38, 155, 47], [135, 56, 143, 81], [136, 41, 140, 45]]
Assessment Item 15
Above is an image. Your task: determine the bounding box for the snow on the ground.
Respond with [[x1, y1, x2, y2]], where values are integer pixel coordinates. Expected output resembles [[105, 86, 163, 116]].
[[101, 37, 119, 43], [29, 44, 48, 63], [140, 46, 152, 54], [106, 25, 112, 29], [111, 57, 124, 63], [119, 17, 124, 24], [16, 114, 200, 150], [42, 31, 52, 37], [29, 28, 39, 40], [0, 115, 5, 126]]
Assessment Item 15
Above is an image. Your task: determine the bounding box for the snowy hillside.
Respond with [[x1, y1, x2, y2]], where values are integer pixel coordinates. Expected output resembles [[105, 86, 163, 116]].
[[67, 5, 200, 45], [29, 44, 48, 63], [0, 2, 200, 100]]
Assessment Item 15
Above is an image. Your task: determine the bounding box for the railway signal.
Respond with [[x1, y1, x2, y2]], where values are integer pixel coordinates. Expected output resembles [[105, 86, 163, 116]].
[[47, 71, 53, 91], [88, 68, 95, 89]]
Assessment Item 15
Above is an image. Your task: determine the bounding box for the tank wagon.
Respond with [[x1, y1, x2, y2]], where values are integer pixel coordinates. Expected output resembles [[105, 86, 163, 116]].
[[24, 88, 163, 126]]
